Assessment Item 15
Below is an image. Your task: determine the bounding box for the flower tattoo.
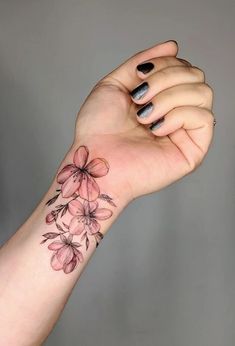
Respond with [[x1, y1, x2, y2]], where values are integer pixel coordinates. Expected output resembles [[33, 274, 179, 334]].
[[68, 199, 113, 235], [49, 234, 83, 274], [57, 145, 109, 201], [41, 145, 116, 274]]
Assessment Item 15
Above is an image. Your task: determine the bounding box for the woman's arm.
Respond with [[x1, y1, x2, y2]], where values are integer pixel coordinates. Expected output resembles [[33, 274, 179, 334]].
[[0, 40, 215, 345], [0, 143, 129, 345]]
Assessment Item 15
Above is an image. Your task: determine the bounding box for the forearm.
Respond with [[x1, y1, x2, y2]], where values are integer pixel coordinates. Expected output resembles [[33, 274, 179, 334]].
[[0, 39, 214, 345], [0, 141, 129, 345]]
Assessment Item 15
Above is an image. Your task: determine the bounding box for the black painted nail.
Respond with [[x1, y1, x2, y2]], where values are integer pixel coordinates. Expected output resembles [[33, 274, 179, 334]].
[[164, 39, 178, 46], [130, 82, 149, 100], [137, 62, 154, 74], [178, 58, 191, 66], [137, 102, 154, 118], [149, 117, 165, 131]]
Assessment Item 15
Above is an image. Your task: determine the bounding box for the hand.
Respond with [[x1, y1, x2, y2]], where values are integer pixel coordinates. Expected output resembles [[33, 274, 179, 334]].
[[74, 40, 214, 203]]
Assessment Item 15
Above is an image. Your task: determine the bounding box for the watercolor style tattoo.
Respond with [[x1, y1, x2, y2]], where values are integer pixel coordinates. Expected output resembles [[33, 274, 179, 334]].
[[41, 145, 116, 274]]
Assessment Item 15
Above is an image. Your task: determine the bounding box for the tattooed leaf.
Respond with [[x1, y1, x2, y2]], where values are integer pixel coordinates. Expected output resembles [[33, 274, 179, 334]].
[[97, 231, 104, 240], [42, 232, 60, 239], [68, 234, 73, 242], [56, 223, 65, 233], [61, 205, 68, 217], [55, 204, 64, 209], [99, 193, 117, 207], [40, 239, 48, 244], [77, 251, 84, 263], [62, 222, 69, 229], [81, 232, 87, 241], [46, 194, 60, 206], [72, 242, 82, 247], [107, 200, 117, 207], [86, 236, 90, 251], [60, 234, 67, 242], [95, 231, 104, 247]]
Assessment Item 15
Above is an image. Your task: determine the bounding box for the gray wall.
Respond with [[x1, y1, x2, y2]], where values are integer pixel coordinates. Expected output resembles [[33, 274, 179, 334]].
[[0, 1, 235, 345]]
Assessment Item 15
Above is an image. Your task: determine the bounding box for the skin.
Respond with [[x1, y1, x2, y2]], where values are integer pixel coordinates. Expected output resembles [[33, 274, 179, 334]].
[[0, 40, 214, 345]]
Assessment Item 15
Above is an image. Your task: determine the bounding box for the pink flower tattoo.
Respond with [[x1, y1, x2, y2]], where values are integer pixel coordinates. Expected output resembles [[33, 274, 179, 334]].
[[41, 145, 116, 274], [46, 210, 58, 224], [48, 234, 83, 274], [68, 199, 113, 235], [57, 145, 109, 201]]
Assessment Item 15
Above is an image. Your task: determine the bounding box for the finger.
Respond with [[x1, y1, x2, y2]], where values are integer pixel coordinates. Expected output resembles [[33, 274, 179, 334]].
[[136, 56, 192, 79], [98, 40, 178, 92], [150, 106, 214, 168], [130, 65, 205, 105], [136, 83, 213, 124]]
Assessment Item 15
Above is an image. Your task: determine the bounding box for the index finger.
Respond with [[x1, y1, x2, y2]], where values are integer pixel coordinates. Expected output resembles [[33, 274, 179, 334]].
[[100, 40, 179, 92]]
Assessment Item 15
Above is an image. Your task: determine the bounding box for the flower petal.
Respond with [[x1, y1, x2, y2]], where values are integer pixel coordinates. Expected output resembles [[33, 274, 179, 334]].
[[88, 201, 98, 213], [51, 254, 64, 270], [61, 172, 82, 198], [68, 199, 85, 216], [60, 234, 67, 242], [67, 234, 73, 243], [57, 164, 77, 184], [85, 158, 109, 178], [94, 208, 113, 220], [73, 248, 84, 263], [72, 242, 81, 247], [78, 173, 100, 201], [69, 216, 85, 235], [83, 200, 97, 214], [83, 200, 90, 215], [56, 245, 74, 265], [88, 219, 100, 234], [64, 256, 77, 274], [73, 146, 89, 168], [48, 241, 64, 251], [46, 211, 57, 224], [78, 252, 84, 263]]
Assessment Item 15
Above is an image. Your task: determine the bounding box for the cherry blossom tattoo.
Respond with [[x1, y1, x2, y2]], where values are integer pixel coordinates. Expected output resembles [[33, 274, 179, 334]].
[[41, 145, 116, 274]]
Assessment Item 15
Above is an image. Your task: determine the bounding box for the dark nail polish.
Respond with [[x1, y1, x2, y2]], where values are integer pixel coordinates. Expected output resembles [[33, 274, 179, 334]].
[[137, 62, 154, 74], [150, 117, 165, 131], [178, 58, 191, 66], [137, 102, 154, 118], [130, 82, 149, 100], [164, 39, 178, 46]]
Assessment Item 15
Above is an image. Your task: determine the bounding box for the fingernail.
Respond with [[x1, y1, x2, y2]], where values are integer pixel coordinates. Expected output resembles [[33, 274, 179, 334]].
[[178, 58, 191, 66], [130, 82, 149, 100], [149, 117, 165, 131], [137, 62, 154, 74], [164, 39, 178, 46], [137, 102, 154, 118]]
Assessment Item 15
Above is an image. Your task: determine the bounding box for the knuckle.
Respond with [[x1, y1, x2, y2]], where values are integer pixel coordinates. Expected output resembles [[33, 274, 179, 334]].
[[191, 66, 205, 81], [205, 110, 215, 126], [177, 57, 192, 66], [197, 83, 213, 101], [189, 152, 204, 171], [158, 67, 169, 77], [204, 83, 214, 99]]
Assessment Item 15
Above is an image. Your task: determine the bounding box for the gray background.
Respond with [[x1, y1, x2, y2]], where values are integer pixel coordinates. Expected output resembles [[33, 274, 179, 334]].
[[0, 0, 235, 345]]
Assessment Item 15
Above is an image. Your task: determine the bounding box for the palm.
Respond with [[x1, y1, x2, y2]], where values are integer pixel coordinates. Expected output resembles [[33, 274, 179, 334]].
[[75, 83, 191, 199]]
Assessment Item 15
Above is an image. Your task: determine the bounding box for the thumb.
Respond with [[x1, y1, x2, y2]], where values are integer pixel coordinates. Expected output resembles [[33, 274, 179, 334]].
[[100, 40, 178, 92]]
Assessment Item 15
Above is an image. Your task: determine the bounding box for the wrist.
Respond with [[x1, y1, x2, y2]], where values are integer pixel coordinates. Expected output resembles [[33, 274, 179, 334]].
[[69, 138, 134, 206], [15, 141, 130, 277], [38, 140, 131, 238]]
